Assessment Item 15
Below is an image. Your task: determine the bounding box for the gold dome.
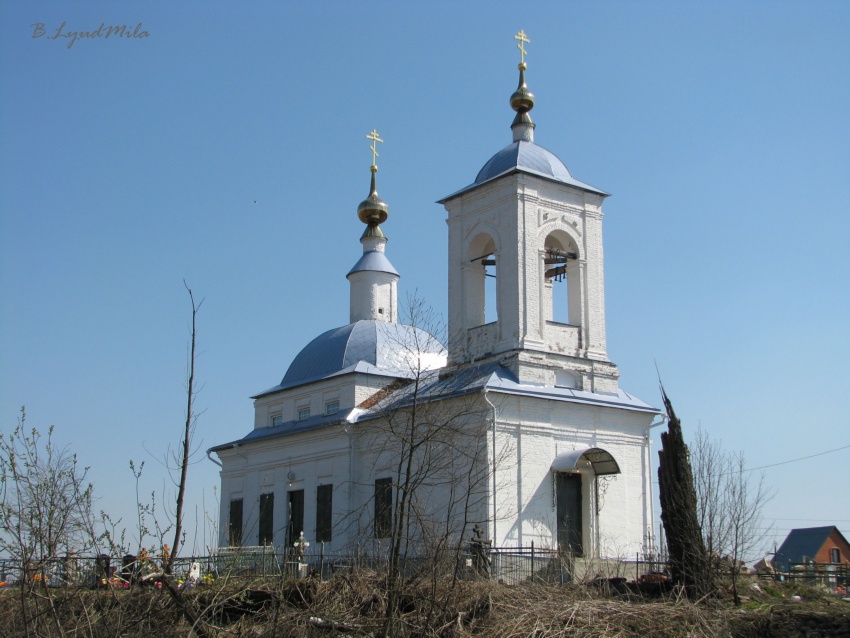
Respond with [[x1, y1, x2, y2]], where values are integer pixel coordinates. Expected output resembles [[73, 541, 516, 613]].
[[510, 64, 535, 114], [357, 167, 389, 226]]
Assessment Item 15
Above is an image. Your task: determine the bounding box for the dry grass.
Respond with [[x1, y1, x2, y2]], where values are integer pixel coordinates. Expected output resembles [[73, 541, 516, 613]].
[[1, 573, 848, 637]]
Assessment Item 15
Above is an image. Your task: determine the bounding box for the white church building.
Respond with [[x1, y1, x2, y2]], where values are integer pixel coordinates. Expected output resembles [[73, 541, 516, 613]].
[[211, 40, 661, 563]]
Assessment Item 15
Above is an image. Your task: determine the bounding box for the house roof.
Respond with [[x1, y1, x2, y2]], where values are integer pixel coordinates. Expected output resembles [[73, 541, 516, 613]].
[[774, 526, 848, 569]]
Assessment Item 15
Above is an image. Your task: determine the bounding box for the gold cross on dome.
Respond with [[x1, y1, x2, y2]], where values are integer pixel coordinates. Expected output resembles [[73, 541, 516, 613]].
[[365, 129, 383, 168], [514, 29, 530, 65]]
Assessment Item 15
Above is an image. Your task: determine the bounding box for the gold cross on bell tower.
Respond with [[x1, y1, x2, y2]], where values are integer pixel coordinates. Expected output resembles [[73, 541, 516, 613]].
[[514, 29, 530, 66], [365, 129, 383, 170]]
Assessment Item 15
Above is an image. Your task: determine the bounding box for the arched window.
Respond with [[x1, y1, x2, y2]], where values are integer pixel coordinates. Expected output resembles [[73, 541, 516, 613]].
[[543, 232, 580, 326], [466, 233, 498, 327]]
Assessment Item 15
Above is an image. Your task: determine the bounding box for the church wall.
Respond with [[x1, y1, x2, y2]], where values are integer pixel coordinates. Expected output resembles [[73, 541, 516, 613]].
[[253, 377, 363, 429], [350, 395, 492, 554], [352, 373, 402, 408], [217, 425, 352, 551], [489, 392, 654, 557]]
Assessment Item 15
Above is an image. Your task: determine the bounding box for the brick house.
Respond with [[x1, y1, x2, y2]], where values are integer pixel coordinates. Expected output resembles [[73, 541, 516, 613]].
[[774, 526, 850, 571]]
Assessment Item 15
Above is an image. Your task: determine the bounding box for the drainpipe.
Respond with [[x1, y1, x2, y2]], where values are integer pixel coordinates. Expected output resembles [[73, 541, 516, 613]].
[[343, 424, 354, 540], [206, 447, 222, 467], [646, 415, 666, 553], [484, 390, 497, 546]]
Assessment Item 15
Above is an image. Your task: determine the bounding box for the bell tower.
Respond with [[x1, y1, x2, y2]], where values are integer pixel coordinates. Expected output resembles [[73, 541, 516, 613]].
[[439, 32, 619, 393]]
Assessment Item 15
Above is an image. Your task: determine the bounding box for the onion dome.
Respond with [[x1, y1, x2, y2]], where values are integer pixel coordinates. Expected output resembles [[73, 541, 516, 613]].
[[357, 129, 389, 234], [510, 62, 535, 131], [357, 167, 389, 229]]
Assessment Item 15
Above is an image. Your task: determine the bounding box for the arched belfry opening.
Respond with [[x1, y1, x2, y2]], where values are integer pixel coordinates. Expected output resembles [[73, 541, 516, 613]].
[[466, 232, 499, 327], [543, 231, 580, 326]]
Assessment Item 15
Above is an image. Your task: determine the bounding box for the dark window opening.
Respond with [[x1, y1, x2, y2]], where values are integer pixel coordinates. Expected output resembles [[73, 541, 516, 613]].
[[374, 477, 392, 538], [316, 484, 333, 543], [830, 548, 841, 563], [259, 493, 274, 546], [287, 489, 305, 548], [228, 498, 243, 547]]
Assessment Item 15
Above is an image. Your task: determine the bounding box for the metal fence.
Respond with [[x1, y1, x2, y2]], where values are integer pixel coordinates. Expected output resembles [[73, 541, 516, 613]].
[[760, 562, 850, 589], [0, 546, 666, 588]]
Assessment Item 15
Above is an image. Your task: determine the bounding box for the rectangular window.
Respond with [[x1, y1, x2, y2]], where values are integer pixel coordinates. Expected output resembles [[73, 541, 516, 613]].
[[228, 498, 243, 547], [830, 548, 840, 563], [271, 414, 283, 427], [286, 489, 305, 549], [316, 484, 333, 542], [325, 400, 339, 415], [374, 477, 392, 538], [297, 406, 310, 421], [259, 493, 274, 546]]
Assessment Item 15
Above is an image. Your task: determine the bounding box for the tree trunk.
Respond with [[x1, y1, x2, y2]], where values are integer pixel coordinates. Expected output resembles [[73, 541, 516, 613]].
[[167, 281, 201, 574]]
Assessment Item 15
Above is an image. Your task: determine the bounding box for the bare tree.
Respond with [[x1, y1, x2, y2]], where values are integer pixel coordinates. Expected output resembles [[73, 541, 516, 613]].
[[135, 283, 212, 638], [354, 297, 496, 635], [165, 281, 203, 574], [691, 427, 772, 604], [0, 407, 97, 636]]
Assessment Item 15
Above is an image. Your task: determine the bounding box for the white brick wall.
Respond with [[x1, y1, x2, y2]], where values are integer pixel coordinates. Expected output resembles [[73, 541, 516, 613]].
[[488, 393, 655, 556]]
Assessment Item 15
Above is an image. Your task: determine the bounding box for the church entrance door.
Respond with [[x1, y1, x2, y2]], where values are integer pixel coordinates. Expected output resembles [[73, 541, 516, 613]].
[[556, 473, 583, 556]]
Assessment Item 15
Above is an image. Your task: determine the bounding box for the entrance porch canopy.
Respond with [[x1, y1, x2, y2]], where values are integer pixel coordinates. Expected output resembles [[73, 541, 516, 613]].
[[551, 447, 620, 476]]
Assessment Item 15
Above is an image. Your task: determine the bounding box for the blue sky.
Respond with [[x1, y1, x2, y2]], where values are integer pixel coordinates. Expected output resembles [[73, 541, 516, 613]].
[[2, 1, 848, 556]]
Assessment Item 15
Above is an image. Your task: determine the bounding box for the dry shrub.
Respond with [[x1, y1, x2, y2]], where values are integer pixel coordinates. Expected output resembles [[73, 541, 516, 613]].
[[3, 574, 847, 637], [0, 586, 188, 637], [243, 573, 729, 637], [475, 585, 728, 638]]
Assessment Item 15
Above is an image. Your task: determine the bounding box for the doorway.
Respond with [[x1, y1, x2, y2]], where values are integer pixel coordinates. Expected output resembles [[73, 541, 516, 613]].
[[556, 473, 583, 556]]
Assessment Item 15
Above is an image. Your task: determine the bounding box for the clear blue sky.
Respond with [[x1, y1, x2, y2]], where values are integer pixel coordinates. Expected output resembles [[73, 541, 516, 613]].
[[2, 1, 848, 557]]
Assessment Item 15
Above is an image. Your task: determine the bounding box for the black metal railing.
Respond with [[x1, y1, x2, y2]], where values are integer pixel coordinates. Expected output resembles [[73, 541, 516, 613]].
[[759, 561, 850, 589], [0, 545, 667, 588]]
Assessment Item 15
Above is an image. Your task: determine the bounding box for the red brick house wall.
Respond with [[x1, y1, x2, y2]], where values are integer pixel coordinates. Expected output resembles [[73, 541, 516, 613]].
[[813, 529, 850, 564]]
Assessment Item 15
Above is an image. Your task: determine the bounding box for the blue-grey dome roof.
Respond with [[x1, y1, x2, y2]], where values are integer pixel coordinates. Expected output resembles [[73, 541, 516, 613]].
[[475, 140, 575, 185], [438, 140, 607, 202], [347, 250, 399, 277], [259, 320, 446, 394]]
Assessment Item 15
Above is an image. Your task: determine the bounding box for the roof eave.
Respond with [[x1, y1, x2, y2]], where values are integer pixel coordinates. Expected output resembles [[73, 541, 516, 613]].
[[438, 168, 609, 205]]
